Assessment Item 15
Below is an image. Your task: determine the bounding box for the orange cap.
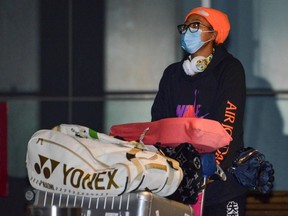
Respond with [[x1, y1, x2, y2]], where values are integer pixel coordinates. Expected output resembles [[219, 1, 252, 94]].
[[185, 7, 230, 44]]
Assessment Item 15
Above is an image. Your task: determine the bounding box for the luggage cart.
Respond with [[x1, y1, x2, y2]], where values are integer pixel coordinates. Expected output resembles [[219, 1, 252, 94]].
[[26, 189, 194, 216]]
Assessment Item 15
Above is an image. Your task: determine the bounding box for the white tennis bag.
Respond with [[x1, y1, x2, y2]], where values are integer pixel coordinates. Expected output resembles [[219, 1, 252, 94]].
[[26, 124, 183, 198]]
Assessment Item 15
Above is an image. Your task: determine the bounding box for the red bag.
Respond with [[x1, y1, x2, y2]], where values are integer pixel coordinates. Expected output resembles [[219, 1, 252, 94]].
[[110, 118, 232, 153]]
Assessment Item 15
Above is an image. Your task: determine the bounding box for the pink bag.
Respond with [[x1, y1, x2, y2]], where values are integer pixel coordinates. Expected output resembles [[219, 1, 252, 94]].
[[110, 117, 232, 153]]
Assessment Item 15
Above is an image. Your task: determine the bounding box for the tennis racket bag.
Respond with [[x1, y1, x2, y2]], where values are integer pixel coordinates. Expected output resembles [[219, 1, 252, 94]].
[[26, 124, 183, 198]]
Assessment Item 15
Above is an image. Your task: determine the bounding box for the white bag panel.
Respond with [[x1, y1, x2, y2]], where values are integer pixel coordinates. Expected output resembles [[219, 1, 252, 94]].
[[26, 133, 130, 197], [26, 127, 183, 198]]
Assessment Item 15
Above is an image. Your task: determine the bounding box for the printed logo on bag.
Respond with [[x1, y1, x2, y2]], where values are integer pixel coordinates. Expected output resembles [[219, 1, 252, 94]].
[[34, 154, 60, 179], [33, 154, 120, 192], [193, 157, 201, 170], [62, 164, 119, 190]]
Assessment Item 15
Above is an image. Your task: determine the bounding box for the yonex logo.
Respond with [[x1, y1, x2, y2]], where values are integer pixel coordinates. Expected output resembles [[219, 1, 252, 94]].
[[33, 154, 119, 191], [34, 154, 60, 179]]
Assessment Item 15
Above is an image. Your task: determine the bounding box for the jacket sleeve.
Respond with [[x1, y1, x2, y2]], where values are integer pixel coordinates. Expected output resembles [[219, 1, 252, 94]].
[[151, 66, 173, 121], [210, 58, 246, 170]]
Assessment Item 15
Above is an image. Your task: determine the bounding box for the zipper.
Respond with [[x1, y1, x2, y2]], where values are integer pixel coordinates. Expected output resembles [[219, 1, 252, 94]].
[[236, 149, 258, 165]]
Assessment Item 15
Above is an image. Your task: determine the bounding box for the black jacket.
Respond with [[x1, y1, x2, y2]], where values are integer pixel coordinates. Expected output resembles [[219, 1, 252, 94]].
[[151, 45, 247, 205]]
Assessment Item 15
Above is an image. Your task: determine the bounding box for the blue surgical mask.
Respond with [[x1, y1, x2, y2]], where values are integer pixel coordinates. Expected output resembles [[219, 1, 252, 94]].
[[181, 29, 213, 54]]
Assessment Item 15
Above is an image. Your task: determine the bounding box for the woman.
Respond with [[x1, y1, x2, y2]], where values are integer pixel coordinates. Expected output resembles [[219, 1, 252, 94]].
[[151, 7, 247, 216]]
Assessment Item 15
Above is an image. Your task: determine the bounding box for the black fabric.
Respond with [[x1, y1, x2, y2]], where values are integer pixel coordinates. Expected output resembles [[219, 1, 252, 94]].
[[156, 143, 202, 205], [151, 45, 247, 205], [203, 193, 247, 216]]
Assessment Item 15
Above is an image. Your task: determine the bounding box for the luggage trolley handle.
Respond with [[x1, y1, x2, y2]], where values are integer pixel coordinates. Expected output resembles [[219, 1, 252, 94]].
[[199, 153, 226, 216]]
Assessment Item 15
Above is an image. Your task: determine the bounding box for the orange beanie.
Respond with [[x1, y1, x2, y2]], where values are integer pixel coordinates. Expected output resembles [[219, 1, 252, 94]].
[[185, 7, 230, 44]]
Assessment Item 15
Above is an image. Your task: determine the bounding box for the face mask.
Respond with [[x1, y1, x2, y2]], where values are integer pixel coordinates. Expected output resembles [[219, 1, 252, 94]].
[[181, 28, 213, 54]]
